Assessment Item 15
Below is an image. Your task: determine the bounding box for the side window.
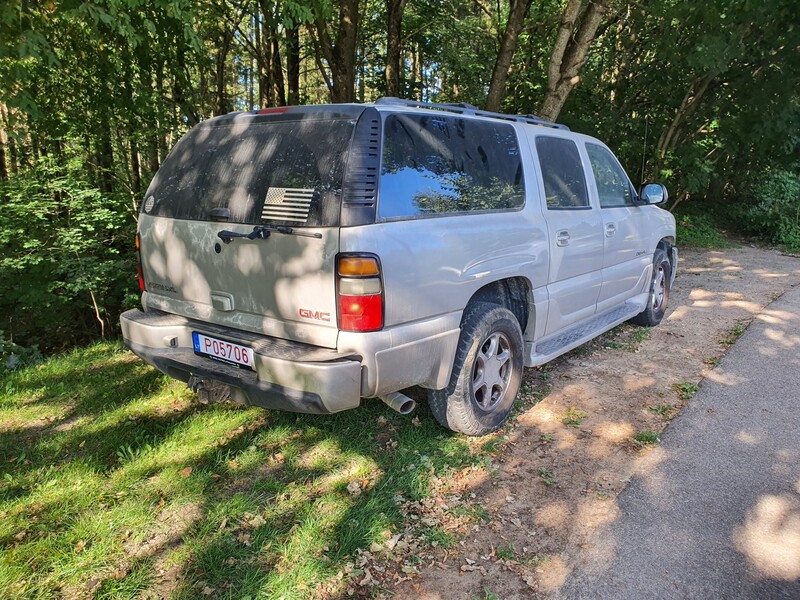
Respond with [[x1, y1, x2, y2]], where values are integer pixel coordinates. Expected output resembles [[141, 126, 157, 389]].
[[379, 114, 525, 219], [535, 136, 590, 209], [586, 143, 634, 208]]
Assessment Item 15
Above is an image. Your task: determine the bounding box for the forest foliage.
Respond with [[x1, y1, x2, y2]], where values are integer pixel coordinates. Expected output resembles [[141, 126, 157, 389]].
[[1, 0, 799, 354]]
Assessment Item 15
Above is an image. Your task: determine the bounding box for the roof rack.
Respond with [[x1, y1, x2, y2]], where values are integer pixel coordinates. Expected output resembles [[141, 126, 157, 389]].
[[375, 97, 569, 131]]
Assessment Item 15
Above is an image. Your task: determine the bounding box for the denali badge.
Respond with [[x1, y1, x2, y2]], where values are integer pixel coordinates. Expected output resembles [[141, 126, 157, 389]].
[[143, 195, 155, 213]]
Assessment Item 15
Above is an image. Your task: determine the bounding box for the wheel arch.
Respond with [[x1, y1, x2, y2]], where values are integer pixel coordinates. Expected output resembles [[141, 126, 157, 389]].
[[466, 277, 533, 337]]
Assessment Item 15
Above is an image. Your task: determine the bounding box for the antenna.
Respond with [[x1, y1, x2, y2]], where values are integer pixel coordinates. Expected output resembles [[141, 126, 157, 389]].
[[640, 115, 649, 185]]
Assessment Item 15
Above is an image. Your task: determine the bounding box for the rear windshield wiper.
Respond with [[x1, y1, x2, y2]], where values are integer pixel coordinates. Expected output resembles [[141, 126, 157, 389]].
[[218, 225, 323, 244]]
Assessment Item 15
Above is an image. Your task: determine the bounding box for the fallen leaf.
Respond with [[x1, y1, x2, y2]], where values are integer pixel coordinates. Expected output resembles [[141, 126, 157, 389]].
[[249, 514, 266, 527], [74, 539, 86, 553], [236, 532, 252, 546], [201, 586, 214, 596], [411, 417, 422, 427], [377, 416, 388, 426], [178, 466, 193, 478], [346, 481, 362, 496], [14, 531, 26, 541]]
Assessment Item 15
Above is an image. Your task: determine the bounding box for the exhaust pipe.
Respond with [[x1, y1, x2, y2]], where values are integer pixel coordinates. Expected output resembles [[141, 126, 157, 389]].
[[379, 392, 417, 415]]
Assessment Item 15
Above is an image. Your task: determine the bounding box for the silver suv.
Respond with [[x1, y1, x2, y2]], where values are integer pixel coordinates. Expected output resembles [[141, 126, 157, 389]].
[[121, 98, 677, 435]]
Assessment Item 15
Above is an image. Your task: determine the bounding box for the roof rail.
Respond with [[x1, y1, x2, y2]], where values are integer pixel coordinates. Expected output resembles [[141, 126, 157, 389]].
[[375, 97, 569, 131]]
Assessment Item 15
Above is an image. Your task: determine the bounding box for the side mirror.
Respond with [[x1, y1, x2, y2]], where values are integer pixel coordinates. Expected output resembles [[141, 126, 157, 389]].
[[637, 183, 668, 205]]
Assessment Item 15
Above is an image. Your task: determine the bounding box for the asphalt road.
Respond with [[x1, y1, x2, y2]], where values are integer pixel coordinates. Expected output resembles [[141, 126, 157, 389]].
[[558, 283, 800, 599]]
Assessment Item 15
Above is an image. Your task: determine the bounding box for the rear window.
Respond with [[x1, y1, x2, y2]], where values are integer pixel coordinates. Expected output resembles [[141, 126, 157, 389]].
[[536, 136, 589, 210], [143, 117, 355, 226], [379, 113, 525, 219]]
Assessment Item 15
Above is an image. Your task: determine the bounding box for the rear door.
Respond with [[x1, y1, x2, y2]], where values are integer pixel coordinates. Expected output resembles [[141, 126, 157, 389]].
[[530, 135, 604, 336], [139, 113, 356, 348]]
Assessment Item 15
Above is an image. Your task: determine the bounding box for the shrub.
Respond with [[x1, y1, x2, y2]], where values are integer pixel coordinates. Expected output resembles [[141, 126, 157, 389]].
[[0, 156, 138, 352], [744, 169, 800, 250]]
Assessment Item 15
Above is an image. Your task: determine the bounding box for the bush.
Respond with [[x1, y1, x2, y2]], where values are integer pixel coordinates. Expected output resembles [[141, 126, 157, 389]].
[[0, 330, 43, 373], [744, 169, 800, 250], [0, 155, 139, 352], [675, 213, 734, 248]]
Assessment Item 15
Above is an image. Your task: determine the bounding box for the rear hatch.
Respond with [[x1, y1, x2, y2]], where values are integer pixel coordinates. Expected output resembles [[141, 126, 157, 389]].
[[138, 107, 364, 349]]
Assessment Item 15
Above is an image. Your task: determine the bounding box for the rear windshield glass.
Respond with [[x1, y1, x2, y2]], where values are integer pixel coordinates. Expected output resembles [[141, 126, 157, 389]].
[[144, 117, 354, 226]]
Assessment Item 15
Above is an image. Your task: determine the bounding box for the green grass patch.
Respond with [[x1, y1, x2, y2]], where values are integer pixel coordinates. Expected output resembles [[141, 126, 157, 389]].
[[561, 407, 587, 427], [675, 214, 736, 249], [632, 430, 660, 446], [722, 320, 748, 346], [0, 342, 487, 598], [647, 404, 675, 418], [538, 467, 558, 487], [674, 381, 699, 400]]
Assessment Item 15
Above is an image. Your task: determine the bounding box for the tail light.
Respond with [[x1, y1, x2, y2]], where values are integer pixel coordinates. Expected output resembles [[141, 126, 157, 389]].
[[135, 232, 146, 292], [337, 254, 383, 332]]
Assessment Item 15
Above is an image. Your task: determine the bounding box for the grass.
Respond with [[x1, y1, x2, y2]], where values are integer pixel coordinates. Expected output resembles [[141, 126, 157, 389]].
[[538, 467, 558, 487], [0, 342, 488, 598], [561, 406, 587, 427], [674, 381, 699, 400], [632, 430, 660, 446], [648, 404, 675, 418], [722, 320, 748, 346], [496, 543, 515, 560], [675, 214, 736, 249]]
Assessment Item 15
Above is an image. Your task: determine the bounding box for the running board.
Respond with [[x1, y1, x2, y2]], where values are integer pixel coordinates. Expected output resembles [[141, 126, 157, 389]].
[[526, 298, 645, 367]]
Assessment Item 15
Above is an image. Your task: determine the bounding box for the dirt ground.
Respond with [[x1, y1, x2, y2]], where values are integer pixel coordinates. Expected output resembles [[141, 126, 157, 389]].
[[390, 246, 800, 599]]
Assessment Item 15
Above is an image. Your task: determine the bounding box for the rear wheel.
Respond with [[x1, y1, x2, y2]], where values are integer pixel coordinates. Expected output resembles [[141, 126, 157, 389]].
[[630, 247, 671, 327], [428, 302, 524, 436]]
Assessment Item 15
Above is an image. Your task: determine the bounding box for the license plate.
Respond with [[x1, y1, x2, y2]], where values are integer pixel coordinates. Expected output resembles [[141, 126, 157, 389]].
[[192, 332, 255, 370]]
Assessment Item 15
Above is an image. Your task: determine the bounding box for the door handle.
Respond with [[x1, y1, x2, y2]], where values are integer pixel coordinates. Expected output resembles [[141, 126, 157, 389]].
[[605, 223, 617, 237], [556, 230, 570, 247]]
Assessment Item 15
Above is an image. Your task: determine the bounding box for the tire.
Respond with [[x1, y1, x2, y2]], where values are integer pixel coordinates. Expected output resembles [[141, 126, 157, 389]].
[[428, 302, 524, 436], [630, 247, 672, 327]]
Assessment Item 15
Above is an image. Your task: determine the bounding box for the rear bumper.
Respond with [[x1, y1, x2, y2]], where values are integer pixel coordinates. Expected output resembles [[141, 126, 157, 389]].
[[120, 309, 361, 414]]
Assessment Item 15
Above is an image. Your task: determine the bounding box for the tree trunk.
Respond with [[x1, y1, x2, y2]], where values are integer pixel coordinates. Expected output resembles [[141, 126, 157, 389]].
[[286, 25, 300, 105], [486, 0, 531, 112], [98, 112, 114, 194], [215, 33, 232, 114], [130, 135, 141, 195], [312, 0, 360, 103], [0, 104, 7, 180], [386, 0, 407, 98], [271, 36, 286, 106], [539, 0, 610, 121], [656, 73, 715, 159]]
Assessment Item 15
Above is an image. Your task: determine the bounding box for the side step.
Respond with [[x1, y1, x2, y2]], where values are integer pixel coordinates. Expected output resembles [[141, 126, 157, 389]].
[[527, 300, 644, 367]]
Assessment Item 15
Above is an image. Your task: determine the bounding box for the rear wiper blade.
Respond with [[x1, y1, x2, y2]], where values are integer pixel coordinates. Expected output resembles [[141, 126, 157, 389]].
[[218, 225, 323, 244]]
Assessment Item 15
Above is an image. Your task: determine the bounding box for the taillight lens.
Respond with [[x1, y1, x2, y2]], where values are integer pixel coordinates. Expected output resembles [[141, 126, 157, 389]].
[[135, 232, 146, 292], [337, 255, 383, 332]]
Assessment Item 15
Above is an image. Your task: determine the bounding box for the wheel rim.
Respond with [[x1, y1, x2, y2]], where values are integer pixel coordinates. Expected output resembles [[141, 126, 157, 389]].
[[471, 332, 513, 411], [651, 265, 667, 311]]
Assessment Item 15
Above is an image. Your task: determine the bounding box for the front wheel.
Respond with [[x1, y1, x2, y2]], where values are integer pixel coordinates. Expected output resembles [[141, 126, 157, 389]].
[[630, 247, 672, 327], [428, 302, 524, 436]]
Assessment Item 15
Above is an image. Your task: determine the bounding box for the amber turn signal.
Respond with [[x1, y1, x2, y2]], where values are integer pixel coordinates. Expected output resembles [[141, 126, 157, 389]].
[[338, 257, 380, 276]]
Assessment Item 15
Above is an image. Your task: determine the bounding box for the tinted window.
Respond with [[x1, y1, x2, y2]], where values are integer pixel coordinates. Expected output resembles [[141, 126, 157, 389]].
[[586, 143, 634, 207], [379, 114, 525, 219], [144, 118, 354, 226], [535, 137, 589, 209]]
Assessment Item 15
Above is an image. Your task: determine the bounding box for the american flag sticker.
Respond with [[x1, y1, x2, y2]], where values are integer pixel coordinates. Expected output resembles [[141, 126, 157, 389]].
[[261, 187, 315, 223]]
